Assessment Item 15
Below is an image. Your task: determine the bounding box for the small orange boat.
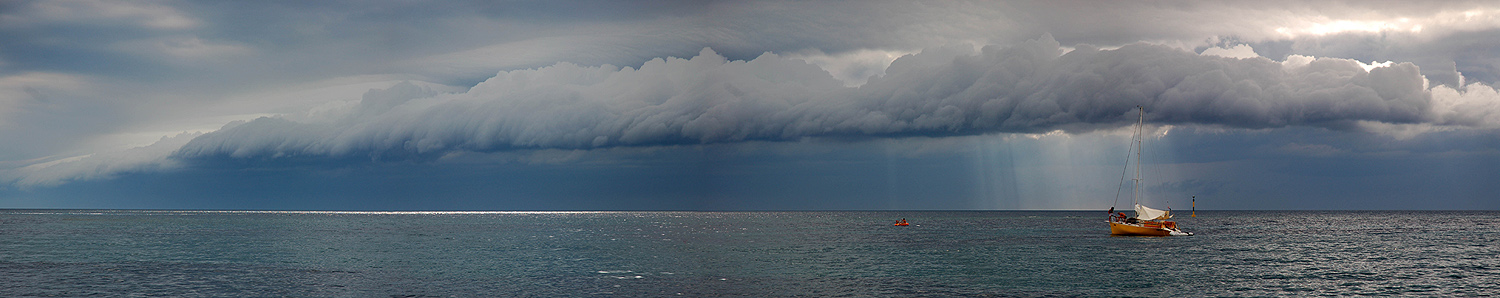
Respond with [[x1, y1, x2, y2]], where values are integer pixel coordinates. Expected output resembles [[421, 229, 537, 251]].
[[893, 219, 909, 226], [1108, 207, 1190, 236], [1105, 106, 1191, 236]]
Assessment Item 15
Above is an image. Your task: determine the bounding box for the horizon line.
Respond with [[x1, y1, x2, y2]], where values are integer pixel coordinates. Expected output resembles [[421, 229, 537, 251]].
[[2, 208, 1495, 213]]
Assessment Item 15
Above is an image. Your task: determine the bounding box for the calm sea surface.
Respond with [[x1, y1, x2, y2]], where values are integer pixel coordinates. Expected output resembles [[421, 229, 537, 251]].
[[1, 210, 1497, 297]]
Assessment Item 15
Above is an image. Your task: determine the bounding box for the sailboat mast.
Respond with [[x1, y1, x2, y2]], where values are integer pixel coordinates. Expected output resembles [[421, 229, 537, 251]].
[[1133, 106, 1144, 206]]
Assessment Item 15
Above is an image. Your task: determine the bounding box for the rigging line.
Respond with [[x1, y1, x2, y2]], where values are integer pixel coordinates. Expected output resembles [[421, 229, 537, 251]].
[[1112, 114, 1140, 209], [1133, 106, 1144, 207], [1112, 132, 1133, 209]]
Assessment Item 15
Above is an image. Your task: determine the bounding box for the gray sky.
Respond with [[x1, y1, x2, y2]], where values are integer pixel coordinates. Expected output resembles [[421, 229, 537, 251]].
[[2, 0, 1499, 210]]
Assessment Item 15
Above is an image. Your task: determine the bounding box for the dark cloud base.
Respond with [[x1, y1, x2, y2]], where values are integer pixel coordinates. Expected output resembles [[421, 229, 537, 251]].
[[8, 128, 1499, 210], [5, 146, 987, 211]]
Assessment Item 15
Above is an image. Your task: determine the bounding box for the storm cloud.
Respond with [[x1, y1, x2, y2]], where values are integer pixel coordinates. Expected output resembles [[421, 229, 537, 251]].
[[171, 36, 1466, 162], [6, 2, 1500, 210]]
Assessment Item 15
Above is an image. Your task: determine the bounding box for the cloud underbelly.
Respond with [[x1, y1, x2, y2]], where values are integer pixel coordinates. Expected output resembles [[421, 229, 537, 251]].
[[173, 36, 1444, 160]]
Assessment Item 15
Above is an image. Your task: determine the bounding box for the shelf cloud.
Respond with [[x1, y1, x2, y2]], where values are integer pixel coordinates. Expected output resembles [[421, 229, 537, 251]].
[[171, 36, 1477, 162], [5, 1, 1500, 209]]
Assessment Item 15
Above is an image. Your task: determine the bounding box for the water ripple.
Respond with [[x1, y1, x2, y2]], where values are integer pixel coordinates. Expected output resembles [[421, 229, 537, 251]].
[[1, 210, 1498, 296]]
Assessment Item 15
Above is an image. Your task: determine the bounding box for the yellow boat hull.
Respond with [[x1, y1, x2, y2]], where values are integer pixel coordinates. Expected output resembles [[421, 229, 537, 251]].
[[1109, 221, 1178, 236]]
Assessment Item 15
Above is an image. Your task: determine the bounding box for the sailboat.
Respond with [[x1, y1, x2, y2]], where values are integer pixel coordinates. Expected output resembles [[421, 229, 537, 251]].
[[1107, 106, 1192, 236]]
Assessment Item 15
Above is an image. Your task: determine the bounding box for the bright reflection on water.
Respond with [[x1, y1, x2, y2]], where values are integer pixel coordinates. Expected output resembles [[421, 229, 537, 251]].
[[1, 210, 1497, 296]]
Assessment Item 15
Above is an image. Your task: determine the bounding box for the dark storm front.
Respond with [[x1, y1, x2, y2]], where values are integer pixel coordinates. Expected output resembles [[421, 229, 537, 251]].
[[1, 210, 1497, 296]]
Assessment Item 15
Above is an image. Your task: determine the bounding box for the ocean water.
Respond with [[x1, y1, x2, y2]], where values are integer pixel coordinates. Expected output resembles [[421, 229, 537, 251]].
[[1, 210, 1497, 297]]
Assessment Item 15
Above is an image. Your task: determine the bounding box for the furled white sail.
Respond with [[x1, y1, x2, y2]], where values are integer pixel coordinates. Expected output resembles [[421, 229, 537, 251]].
[[1134, 204, 1170, 220]]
